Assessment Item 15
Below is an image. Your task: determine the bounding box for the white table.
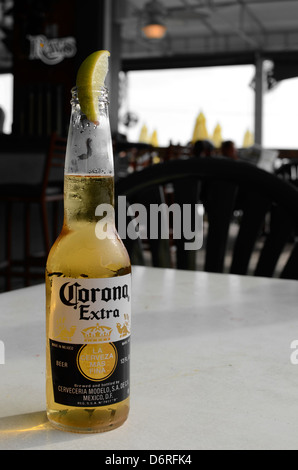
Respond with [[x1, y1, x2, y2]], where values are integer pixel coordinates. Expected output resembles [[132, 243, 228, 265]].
[[1, 266, 298, 450]]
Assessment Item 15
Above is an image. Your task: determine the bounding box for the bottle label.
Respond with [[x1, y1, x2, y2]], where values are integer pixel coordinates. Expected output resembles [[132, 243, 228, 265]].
[[49, 274, 131, 408]]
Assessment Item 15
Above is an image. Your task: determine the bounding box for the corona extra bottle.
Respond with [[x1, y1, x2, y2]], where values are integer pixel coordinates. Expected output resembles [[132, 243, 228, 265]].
[[46, 52, 131, 433]]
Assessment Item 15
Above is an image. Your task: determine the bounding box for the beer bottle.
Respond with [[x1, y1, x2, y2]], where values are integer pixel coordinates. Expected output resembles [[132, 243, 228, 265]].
[[45, 52, 131, 433]]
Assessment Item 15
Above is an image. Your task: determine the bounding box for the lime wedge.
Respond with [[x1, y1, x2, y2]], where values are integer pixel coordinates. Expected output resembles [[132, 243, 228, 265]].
[[76, 50, 110, 123]]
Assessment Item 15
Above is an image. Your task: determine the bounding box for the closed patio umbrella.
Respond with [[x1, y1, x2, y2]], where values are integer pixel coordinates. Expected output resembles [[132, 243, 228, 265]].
[[212, 123, 223, 148], [150, 129, 159, 147], [243, 129, 254, 147], [139, 124, 149, 143], [192, 112, 209, 143]]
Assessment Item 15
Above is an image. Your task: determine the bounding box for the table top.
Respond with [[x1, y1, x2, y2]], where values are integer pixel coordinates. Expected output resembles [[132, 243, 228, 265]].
[[1, 266, 298, 450]]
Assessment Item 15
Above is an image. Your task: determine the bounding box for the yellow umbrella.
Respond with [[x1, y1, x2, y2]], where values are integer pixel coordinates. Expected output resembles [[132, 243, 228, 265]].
[[192, 112, 209, 143], [242, 129, 254, 147], [150, 129, 159, 147], [139, 124, 149, 143], [212, 123, 223, 148]]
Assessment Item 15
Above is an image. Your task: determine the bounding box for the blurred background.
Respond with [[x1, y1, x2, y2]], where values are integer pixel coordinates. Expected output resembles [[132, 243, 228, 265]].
[[1, 0, 298, 291], [1, 0, 298, 147]]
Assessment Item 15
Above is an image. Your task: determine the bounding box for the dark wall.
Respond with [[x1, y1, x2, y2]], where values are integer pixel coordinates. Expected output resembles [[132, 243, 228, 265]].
[[12, 0, 106, 139]]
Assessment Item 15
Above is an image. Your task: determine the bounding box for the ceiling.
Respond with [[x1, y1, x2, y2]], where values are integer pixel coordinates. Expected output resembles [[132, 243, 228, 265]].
[[117, 0, 298, 72], [1, 0, 298, 76]]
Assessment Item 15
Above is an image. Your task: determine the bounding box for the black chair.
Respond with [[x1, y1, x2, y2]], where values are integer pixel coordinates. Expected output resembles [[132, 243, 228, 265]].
[[275, 158, 298, 189], [0, 133, 66, 290], [115, 156, 298, 280]]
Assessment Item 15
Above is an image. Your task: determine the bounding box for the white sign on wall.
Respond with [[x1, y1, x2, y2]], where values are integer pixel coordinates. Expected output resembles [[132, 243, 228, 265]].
[[27, 34, 77, 65]]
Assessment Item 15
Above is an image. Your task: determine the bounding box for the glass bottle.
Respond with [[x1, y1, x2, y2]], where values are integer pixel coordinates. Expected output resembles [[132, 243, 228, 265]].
[[45, 85, 131, 433]]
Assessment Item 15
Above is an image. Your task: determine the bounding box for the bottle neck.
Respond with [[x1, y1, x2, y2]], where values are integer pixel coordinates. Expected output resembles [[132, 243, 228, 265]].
[[63, 87, 115, 228], [63, 174, 114, 228], [64, 87, 114, 177]]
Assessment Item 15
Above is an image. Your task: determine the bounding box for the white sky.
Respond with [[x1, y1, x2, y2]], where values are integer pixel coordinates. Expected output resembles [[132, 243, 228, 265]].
[[119, 65, 298, 150], [0, 73, 13, 134], [1, 65, 298, 150]]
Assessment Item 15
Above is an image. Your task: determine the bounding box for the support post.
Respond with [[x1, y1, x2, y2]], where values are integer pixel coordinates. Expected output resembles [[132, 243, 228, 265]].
[[104, 0, 121, 135], [254, 54, 265, 146]]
